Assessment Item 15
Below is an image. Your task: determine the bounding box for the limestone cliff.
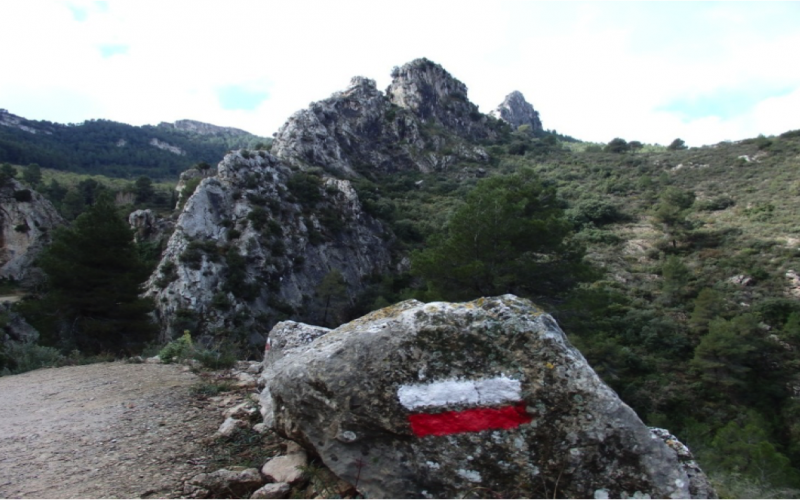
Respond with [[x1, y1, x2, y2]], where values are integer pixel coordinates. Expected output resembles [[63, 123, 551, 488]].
[[143, 151, 392, 344], [491, 90, 543, 133], [0, 179, 65, 283], [146, 58, 522, 344], [272, 59, 495, 175], [386, 58, 497, 143]]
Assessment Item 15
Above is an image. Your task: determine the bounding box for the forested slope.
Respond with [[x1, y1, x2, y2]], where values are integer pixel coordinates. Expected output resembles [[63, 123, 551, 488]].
[[0, 110, 269, 179]]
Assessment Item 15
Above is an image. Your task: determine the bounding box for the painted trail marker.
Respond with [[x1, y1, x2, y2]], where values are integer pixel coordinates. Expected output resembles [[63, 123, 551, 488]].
[[397, 376, 532, 437]]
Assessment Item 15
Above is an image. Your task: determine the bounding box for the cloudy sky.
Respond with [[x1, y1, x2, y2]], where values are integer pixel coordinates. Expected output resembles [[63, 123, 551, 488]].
[[1, 1, 798, 147]]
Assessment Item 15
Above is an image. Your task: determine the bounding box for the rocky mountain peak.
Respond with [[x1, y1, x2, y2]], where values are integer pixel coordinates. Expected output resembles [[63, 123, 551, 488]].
[[157, 119, 252, 137], [340, 76, 381, 99], [271, 59, 496, 176], [386, 58, 469, 118], [491, 90, 543, 133], [385, 58, 496, 143]]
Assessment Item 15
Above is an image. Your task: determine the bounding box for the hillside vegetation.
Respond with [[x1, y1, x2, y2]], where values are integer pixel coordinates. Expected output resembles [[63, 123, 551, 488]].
[[0, 111, 270, 180], [346, 127, 800, 496], [2, 79, 800, 496]]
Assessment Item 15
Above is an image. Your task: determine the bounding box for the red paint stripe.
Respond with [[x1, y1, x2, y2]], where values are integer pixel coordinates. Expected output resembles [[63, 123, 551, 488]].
[[408, 402, 532, 437]]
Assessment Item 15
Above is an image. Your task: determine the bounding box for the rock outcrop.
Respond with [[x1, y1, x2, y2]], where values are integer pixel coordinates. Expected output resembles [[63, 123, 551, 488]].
[[258, 295, 715, 499], [387, 58, 496, 143], [149, 138, 186, 156], [143, 150, 393, 343], [0, 109, 53, 135], [491, 90, 543, 133], [146, 59, 516, 343], [158, 119, 253, 137], [0, 179, 65, 283], [272, 59, 495, 175], [128, 209, 174, 244]]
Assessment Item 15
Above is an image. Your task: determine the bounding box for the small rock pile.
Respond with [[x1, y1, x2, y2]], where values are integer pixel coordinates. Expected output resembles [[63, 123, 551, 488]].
[[181, 361, 355, 499]]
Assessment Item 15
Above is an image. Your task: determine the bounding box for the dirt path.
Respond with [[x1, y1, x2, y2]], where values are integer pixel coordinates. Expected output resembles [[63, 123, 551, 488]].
[[0, 362, 222, 499]]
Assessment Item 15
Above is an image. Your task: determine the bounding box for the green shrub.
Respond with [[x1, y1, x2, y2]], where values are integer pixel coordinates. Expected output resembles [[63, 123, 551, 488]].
[[159, 331, 193, 363], [1, 341, 66, 376], [179, 178, 201, 208], [247, 207, 268, 230], [287, 172, 323, 205], [212, 292, 233, 311], [192, 345, 237, 370], [179, 240, 221, 270], [13, 189, 33, 202], [697, 195, 735, 211], [568, 198, 627, 226]]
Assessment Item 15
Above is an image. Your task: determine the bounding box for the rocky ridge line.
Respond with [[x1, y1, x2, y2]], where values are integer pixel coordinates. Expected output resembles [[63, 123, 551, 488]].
[[491, 90, 544, 133]]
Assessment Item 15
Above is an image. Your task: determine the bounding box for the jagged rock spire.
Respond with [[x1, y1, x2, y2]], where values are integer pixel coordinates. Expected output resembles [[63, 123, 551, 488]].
[[491, 90, 543, 133]]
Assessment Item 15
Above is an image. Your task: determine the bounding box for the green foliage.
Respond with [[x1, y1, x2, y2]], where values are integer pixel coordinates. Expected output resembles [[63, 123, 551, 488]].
[[316, 269, 348, 327], [159, 331, 194, 363], [159, 331, 237, 369], [336, 127, 800, 488], [133, 175, 155, 203], [287, 171, 323, 205], [223, 248, 260, 301], [191, 344, 237, 370], [172, 308, 199, 337], [247, 206, 268, 230], [35, 195, 157, 354], [567, 197, 627, 227], [0, 341, 66, 376], [667, 138, 688, 150], [0, 116, 267, 180], [660, 255, 691, 304], [178, 177, 201, 208], [412, 169, 593, 303], [0, 163, 17, 186], [22, 163, 42, 186], [653, 187, 696, 248], [604, 137, 629, 153], [696, 195, 735, 211], [703, 411, 800, 489], [688, 288, 726, 335], [179, 239, 221, 270], [13, 189, 32, 202], [690, 314, 759, 392]]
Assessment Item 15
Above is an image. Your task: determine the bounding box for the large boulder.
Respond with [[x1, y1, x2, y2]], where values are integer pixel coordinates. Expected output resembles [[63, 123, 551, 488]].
[[259, 295, 715, 499]]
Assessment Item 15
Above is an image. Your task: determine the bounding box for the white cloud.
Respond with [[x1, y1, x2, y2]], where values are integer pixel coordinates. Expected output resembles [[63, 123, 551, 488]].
[[1, 1, 798, 145]]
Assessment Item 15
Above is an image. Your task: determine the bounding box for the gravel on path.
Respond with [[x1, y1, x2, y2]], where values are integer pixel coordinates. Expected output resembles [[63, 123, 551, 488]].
[[0, 361, 221, 499]]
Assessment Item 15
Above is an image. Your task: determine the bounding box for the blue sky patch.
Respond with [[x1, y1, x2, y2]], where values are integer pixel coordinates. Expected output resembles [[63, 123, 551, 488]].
[[217, 85, 269, 111], [67, 5, 88, 21], [658, 86, 796, 121], [99, 44, 129, 58]]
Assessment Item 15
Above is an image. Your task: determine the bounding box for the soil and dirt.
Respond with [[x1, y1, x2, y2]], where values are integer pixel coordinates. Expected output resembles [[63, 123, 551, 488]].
[[0, 362, 225, 499]]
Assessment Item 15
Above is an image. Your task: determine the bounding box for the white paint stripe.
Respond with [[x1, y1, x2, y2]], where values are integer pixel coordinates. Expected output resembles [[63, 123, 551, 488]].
[[397, 376, 522, 410]]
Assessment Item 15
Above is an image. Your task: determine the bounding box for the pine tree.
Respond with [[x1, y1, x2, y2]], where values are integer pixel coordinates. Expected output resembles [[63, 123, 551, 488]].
[[690, 315, 758, 393], [316, 269, 348, 327], [412, 169, 593, 303], [37, 195, 156, 354]]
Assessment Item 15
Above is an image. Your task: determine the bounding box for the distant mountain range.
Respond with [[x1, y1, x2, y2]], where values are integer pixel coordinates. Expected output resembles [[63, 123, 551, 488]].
[[0, 109, 270, 180]]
